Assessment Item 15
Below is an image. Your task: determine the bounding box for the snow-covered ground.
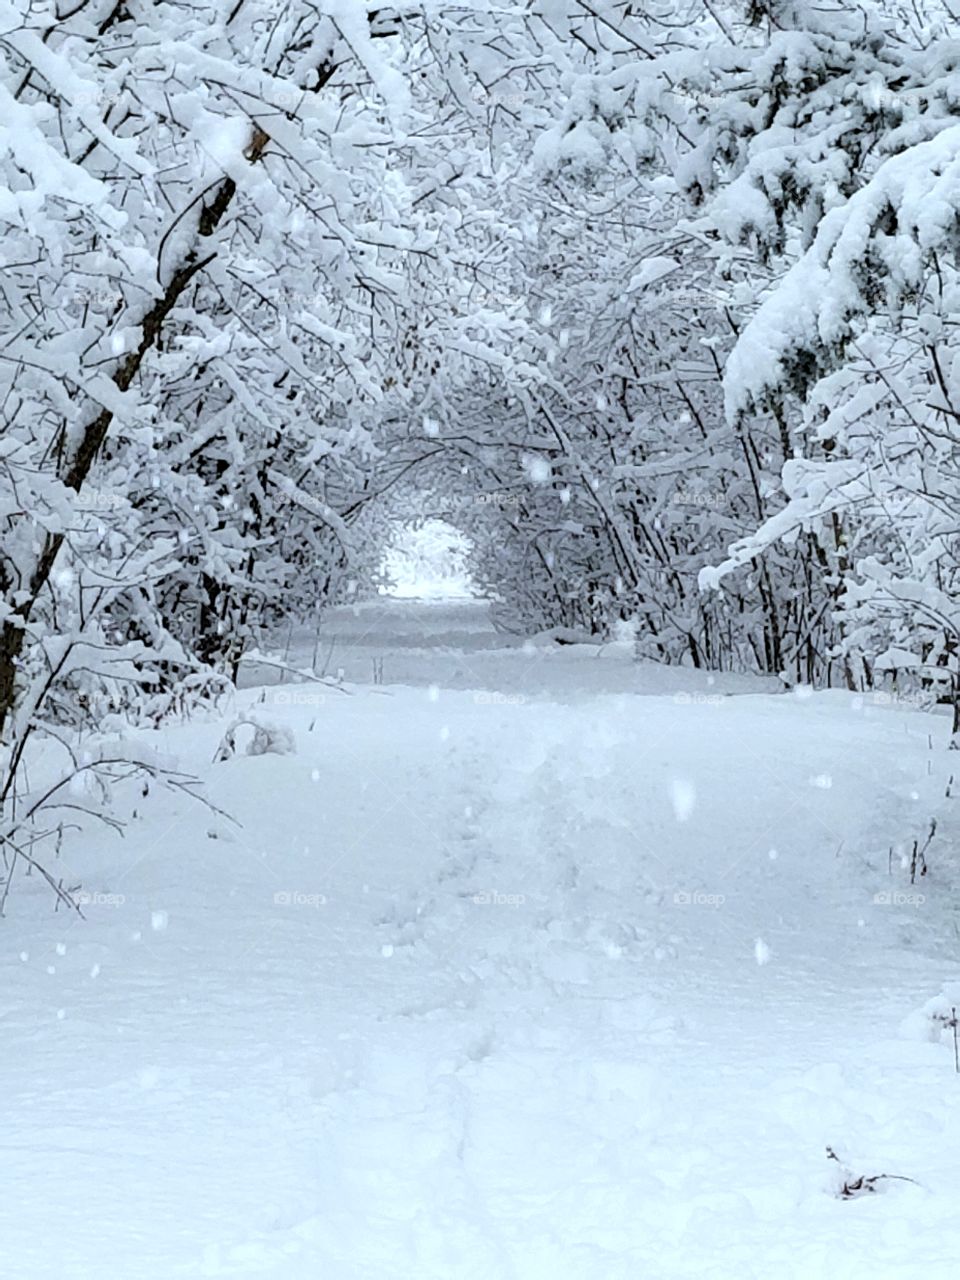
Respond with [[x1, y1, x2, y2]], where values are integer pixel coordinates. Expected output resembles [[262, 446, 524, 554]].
[[5, 598, 960, 1278], [238, 596, 783, 698]]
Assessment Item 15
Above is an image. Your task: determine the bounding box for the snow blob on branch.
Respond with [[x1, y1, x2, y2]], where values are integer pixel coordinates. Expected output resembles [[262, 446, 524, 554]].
[[724, 123, 960, 424], [323, 0, 410, 125]]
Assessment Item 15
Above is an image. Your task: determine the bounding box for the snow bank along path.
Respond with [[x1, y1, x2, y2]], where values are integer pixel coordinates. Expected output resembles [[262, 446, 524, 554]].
[[4, 599, 960, 1279]]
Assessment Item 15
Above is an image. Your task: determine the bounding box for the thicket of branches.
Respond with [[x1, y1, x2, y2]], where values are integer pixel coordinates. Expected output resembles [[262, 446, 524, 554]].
[[5, 0, 960, 903]]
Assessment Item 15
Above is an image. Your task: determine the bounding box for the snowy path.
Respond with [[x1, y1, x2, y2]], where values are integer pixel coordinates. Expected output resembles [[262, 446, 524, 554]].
[[5, 600, 960, 1278]]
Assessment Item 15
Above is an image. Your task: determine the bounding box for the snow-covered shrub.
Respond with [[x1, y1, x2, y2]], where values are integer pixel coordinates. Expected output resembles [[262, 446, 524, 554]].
[[247, 722, 297, 758], [825, 1146, 918, 1199], [213, 718, 296, 763], [901, 985, 960, 1071]]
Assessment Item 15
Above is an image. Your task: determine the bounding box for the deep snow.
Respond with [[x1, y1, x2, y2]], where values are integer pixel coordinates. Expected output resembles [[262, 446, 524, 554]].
[[4, 598, 960, 1279]]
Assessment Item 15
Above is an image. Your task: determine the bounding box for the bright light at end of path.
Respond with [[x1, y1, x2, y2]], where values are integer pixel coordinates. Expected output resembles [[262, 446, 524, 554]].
[[379, 519, 477, 599]]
